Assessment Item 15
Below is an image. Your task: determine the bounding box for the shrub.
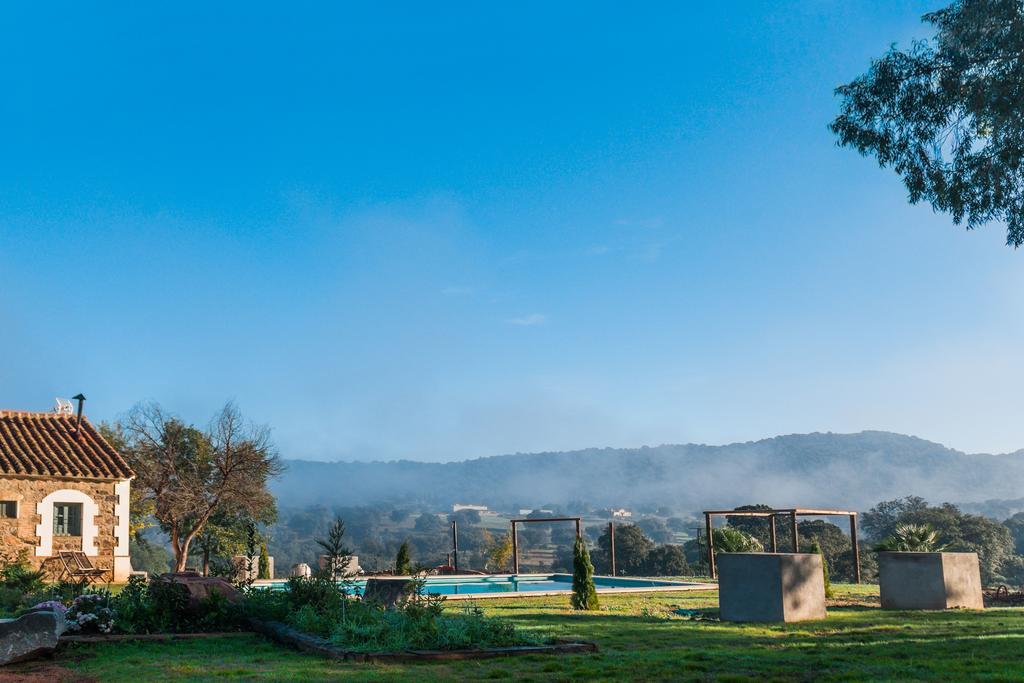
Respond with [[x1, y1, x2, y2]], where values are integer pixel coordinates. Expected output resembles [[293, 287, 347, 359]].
[[66, 593, 116, 634], [328, 598, 532, 652], [571, 537, 599, 611], [0, 551, 46, 594], [395, 541, 412, 575], [110, 575, 244, 634], [809, 540, 834, 598]]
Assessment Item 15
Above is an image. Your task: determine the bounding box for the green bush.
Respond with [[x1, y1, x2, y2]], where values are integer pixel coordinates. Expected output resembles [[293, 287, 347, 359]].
[[571, 536, 599, 611], [269, 568, 535, 652], [328, 599, 532, 652], [109, 575, 244, 634]]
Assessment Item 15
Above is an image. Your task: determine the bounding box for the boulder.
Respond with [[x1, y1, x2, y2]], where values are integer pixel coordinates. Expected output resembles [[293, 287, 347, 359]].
[[290, 563, 312, 578], [156, 571, 245, 608], [363, 578, 417, 607], [0, 609, 66, 666]]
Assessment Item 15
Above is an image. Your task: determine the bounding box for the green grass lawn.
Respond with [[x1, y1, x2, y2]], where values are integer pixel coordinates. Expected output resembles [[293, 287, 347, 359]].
[[38, 584, 1024, 681]]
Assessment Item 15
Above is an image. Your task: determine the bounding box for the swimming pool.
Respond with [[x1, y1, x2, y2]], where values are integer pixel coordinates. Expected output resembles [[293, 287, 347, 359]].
[[257, 574, 713, 599]]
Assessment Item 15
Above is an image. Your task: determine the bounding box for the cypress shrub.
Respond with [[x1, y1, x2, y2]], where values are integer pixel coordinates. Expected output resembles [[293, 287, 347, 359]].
[[395, 541, 413, 575], [258, 543, 271, 580], [571, 536, 599, 611], [810, 540, 833, 598]]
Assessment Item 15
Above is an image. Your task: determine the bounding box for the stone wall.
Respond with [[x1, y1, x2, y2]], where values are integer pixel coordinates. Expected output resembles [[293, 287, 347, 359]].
[[0, 476, 131, 582]]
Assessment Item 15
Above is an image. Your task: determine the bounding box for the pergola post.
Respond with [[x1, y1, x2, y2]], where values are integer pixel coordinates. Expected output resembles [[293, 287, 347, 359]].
[[850, 514, 861, 584], [511, 521, 519, 574], [608, 522, 616, 576], [705, 512, 716, 579], [790, 511, 799, 552], [452, 520, 459, 572], [769, 515, 778, 552]]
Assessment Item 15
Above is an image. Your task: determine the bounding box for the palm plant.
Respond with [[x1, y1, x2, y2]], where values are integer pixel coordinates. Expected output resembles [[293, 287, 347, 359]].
[[713, 527, 764, 553], [874, 523, 947, 552]]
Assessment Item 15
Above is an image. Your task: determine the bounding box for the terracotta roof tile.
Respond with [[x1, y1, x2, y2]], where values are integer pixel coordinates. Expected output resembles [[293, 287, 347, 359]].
[[0, 411, 134, 480]]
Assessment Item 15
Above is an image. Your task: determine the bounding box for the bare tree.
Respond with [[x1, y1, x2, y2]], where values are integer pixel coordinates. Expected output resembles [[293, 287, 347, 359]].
[[121, 401, 283, 572]]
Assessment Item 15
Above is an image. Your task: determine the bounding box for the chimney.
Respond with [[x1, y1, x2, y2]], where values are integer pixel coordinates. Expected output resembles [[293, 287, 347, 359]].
[[72, 393, 86, 434]]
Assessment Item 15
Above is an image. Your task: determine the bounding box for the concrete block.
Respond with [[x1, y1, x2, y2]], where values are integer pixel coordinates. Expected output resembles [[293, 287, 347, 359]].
[[878, 552, 983, 610], [718, 553, 827, 623]]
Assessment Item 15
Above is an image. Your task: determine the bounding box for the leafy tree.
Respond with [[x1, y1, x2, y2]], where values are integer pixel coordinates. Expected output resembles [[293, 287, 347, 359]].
[[395, 541, 412, 575], [831, 0, 1024, 246], [795, 519, 867, 583], [665, 517, 689, 533], [866, 497, 1016, 582], [120, 401, 283, 572], [414, 514, 448, 534], [874, 523, 947, 552], [1004, 512, 1024, 554], [449, 509, 481, 526], [809, 540, 834, 599], [861, 497, 929, 542], [194, 508, 274, 577], [904, 503, 1014, 582], [726, 505, 779, 550], [551, 525, 579, 547], [485, 533, 513, 573], [128, 537, 171, 576], [595, 524, 654, 575], [389, 509, 411, 524], [642, 545, 689, 577], [571, 536, 599, 611], [637, 518, 674, 544]]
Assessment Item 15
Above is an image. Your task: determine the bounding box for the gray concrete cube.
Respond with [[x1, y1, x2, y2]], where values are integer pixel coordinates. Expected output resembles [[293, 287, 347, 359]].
[[878, 552, 983, 610], [718, 553, 827, 623]]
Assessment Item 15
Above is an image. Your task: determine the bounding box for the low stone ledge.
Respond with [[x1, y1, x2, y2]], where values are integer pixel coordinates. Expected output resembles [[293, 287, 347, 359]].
[[248, 618, 597, 663]]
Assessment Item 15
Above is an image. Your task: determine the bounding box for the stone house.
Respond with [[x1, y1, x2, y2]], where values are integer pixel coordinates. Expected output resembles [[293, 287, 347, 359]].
[[0, 409, 134, 582]]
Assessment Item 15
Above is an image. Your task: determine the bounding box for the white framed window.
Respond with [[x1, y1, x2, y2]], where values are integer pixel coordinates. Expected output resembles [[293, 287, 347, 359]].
[[53, 502, 83, 536]]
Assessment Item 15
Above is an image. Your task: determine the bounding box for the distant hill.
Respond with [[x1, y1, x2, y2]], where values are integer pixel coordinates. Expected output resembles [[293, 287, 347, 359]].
[[272, 431, 1024, 514]]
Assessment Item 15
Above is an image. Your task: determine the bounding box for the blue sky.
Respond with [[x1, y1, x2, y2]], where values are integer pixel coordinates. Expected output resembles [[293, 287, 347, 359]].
[[2, 2, 1021, 461]]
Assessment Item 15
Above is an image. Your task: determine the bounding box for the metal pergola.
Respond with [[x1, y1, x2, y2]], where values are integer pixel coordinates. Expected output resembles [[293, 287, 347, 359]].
[[510, 516, 582, 574], [702, 508, 860, 583]]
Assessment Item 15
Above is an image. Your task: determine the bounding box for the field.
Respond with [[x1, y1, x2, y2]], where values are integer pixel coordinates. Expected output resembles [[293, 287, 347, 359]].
[[24, 584, 1024, 681]]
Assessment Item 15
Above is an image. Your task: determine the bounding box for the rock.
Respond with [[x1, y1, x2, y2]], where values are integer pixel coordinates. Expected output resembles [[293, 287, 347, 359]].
[[0, 609, 66, 666], [156, 571, 245, 608], [290, 563, 312, 578], [363, 578, 417, 607]]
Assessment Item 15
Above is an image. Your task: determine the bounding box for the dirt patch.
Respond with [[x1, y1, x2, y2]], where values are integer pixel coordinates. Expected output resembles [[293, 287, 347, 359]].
[[0, 662, 95, 682]]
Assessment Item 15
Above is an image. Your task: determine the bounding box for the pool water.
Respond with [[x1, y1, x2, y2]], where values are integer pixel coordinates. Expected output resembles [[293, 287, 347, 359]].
[[260, 573, 700, 597]]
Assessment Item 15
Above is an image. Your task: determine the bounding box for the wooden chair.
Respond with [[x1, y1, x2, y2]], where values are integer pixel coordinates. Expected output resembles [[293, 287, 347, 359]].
[[58, 551, 107, 585]]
